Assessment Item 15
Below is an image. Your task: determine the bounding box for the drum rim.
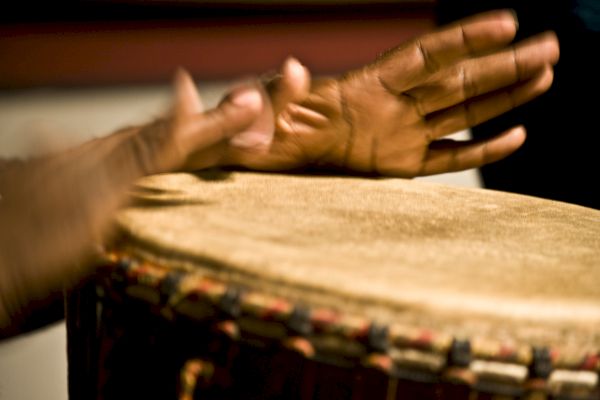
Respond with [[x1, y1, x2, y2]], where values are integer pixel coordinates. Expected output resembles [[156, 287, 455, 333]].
[[95, 250, 600, 397]]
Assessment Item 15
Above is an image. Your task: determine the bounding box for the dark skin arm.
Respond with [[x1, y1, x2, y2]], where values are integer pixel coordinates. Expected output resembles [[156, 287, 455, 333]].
[[0, 10, 559, 336], [0, 72, 275, 335]]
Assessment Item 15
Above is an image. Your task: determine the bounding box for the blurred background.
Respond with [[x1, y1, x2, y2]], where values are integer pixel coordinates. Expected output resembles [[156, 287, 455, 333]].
[[0, 1, 481, 399], [0, 0, 437, 90]]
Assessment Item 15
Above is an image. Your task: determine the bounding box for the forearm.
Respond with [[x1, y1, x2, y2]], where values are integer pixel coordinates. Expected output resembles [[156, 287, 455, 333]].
[[0, 125, 152, 338], [0, 72, 265, 337]]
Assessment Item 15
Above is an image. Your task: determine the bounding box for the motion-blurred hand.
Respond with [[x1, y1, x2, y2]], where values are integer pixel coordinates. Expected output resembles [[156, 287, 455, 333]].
[[0, 71, 270, 335]]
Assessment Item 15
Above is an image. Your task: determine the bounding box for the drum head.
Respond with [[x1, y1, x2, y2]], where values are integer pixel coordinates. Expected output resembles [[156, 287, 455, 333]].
[[116, 171, 600, 353]]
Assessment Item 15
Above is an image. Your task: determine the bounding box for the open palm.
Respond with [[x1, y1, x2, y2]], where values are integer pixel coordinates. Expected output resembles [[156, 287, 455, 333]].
[[219, 10, 559, 177]]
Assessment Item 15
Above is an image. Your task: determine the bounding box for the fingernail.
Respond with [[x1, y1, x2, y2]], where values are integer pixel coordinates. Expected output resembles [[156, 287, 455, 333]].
[[230, 88, 262, 108], [230, 130, 272, 150], [284, 56, 304, 75]]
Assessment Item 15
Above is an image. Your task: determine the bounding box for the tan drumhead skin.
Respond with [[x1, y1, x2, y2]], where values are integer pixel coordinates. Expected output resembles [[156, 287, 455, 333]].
[[117, 171, 600, 350]]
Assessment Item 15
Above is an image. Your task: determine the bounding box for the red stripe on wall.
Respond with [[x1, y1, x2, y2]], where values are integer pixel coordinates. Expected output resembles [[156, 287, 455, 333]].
[[0, 14, 434, 89]]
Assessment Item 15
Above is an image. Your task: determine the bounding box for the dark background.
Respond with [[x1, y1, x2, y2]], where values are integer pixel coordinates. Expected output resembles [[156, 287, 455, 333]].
[[436, 0, 600, 209]]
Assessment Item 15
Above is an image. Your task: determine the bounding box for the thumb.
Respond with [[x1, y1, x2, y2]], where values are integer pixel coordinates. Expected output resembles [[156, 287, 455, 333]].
[[131, 76, 265, 176], [174, 83, 265, 154]]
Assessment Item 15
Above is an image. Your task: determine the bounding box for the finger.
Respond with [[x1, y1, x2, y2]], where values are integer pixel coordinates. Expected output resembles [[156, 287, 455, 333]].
[[228, 84, 275, 151], [170, 85, 268, 172], [409, 31, 559, 115], [270, 57, 311, 116], [426, 66, 553, 139], [229, 57, 310, 153], [175, 86, 265, 155], [419, 125, 526, 176], [278, 103, 330, 132], [174, 68, 204, 115], [376, 9, 519, 93]]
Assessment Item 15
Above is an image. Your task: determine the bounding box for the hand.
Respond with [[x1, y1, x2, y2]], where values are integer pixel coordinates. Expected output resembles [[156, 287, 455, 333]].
[[181, 57, 310, 171], [222, 9, 560, 177], [0, 71, 269, 335]]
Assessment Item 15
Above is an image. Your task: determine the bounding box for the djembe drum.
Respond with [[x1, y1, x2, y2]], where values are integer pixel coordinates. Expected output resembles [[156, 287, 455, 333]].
[[66, 171, 600, 400]]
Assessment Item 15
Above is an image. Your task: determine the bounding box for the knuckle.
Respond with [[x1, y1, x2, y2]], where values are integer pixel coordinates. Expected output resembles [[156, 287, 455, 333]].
[[415, 39, 438, 73], [460, 65, 477, 99]]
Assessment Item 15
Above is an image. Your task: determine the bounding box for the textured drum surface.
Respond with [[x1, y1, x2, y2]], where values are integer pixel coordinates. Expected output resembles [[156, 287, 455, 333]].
[[117, 171, 600, 352]]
